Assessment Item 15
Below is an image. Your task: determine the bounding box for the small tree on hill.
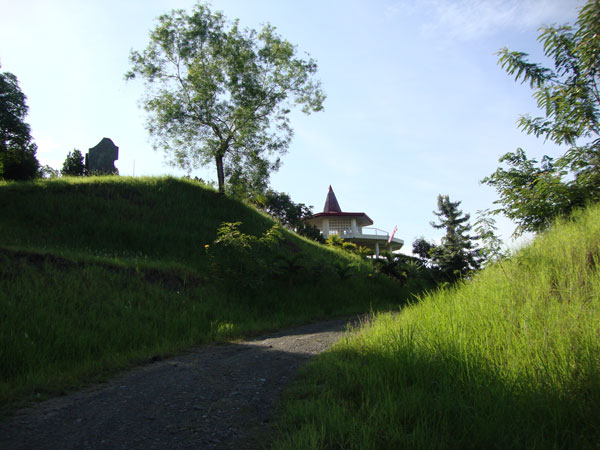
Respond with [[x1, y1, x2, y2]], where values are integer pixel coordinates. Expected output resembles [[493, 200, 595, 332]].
[[412, 237, 436, 266], [61, 149, 85, 176], [39, 165, 59, 179], [258, 189, 324, 242], [427, 195, 482, 281], [260, 190, 312, 228], [473, 209, 508, 265]]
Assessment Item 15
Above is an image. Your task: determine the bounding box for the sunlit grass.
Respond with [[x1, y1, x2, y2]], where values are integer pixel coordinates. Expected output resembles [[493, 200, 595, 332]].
[[273, 203, 600, 449]]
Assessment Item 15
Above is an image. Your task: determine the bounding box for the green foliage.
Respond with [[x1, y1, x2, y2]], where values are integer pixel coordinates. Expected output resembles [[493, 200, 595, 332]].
[[274, 202, 600, 449], [255, 189, 324, 242], [38, 165, 59, 179], [207, 221, 284, 290], [0, 143, 39, 181], [295, 222, 324, 243], [253, 189, 325, 244], [0, 65, 39, 181], [482, 149, 582, 235], [355, 245, 373, 259], [412, 236, 436, 264], [325, 234, 344, 248], [274, 253, 305, 285], [420, 195, 482, 281], [473, 209, 508, 264], [126, 2, 325, 194], [61, 149, 85, 176], [325, 235, 376, 259], [341, 241, 358, 253], [372, 252, 433, 288], [333, 261, 355, 281], [484, 0, 600, 235], [259, 190, 311, 226], [374, 251, 407, 283]]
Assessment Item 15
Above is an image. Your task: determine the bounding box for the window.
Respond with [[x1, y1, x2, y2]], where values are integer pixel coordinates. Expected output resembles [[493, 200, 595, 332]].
[[329, 219, 351, 234]]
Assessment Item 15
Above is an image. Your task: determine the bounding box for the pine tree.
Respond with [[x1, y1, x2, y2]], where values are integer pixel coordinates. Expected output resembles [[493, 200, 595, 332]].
[[429, 195, 481, 280]]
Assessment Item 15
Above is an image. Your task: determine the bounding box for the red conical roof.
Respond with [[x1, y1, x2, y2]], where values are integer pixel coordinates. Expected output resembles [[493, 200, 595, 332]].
[[323, 185, 342, 213]]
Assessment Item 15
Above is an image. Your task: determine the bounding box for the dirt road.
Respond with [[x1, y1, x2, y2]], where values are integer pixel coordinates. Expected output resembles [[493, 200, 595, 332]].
[[0, 317, 358, 449]]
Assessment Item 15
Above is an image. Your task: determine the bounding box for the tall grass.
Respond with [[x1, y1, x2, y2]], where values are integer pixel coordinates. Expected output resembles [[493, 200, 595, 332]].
[[0, 176, 272, 268], [273, 203, 600, 449], [0, 176, 421, 410]]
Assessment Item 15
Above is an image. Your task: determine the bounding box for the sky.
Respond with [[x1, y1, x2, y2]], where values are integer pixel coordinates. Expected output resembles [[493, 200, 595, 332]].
[[0, 0, 584, 253]]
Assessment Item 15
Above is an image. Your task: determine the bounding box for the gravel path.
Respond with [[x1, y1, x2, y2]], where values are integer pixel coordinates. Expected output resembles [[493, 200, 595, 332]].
[[0, 317, 358, 450]]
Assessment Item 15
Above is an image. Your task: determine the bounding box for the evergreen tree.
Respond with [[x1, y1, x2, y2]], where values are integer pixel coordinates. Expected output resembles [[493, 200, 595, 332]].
[[61, 149, 85, 176], [429, 195, 482, 280]]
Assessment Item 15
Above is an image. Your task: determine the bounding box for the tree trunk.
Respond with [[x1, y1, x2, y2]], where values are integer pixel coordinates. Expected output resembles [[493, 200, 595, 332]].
[[215, 154, 225, 195]]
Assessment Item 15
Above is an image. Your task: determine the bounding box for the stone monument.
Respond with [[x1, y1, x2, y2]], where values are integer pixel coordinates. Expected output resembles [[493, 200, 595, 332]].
[[85, 138, 119, 174]]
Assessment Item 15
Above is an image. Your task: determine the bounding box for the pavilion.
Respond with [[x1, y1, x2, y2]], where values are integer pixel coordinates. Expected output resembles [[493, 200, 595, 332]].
[[303, 186, 403, 256]]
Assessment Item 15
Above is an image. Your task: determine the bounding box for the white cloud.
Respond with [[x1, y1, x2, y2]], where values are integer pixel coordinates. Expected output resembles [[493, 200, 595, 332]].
[[408, 0, 582, 41]]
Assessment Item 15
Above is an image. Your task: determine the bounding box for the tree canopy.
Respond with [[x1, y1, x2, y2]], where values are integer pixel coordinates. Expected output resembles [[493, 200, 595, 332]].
[[483, 0, 600, 235], [126, 3, 325, 195], [0, 64, 39, 180], [257, 189, 323, 242], [61, 149, 85, 176]]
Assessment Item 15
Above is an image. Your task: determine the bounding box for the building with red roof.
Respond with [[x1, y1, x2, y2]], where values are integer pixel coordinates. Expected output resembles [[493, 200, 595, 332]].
[[303, 186, 403, 256]]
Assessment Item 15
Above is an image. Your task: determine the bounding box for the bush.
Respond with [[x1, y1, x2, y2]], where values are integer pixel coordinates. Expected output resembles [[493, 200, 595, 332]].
[[207, 221, 284, 291]]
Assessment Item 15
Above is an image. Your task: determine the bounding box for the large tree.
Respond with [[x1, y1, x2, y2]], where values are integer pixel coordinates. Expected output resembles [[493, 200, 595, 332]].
[[126, 3, 325, 194], [483, 0, 600, 235], [0, 64, 39, 180]]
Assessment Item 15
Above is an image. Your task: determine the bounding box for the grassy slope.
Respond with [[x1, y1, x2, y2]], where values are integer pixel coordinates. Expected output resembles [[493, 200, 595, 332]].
[[0, 176, 415, 410], [0, 175, 270, 266], [274, 203, 600, 449]]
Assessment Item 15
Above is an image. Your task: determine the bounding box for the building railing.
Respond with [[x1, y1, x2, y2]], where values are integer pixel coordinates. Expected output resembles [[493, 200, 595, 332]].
[[360, 227, 390, 237], [328, 227, 390, 237]]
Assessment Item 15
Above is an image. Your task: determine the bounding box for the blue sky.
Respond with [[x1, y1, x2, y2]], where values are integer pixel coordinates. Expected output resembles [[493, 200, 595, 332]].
[[0, 0, 583, 252]]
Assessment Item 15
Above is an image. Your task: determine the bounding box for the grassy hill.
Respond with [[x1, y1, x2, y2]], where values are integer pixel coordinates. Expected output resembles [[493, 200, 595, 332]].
[[274, 203, 600, 449], [0, 176, 416, 410]]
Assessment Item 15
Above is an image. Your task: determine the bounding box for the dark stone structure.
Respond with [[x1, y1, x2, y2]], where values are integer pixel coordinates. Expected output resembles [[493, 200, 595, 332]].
[[85, 138, 119, 174]]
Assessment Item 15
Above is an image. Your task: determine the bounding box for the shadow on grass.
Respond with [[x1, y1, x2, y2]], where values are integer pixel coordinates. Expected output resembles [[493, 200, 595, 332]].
[[275, 345, 600, 450]]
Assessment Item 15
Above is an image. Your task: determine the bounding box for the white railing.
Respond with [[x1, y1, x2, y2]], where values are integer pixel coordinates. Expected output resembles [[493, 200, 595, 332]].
[[334, 227, 390, 237], [361, 227, 390, 237]]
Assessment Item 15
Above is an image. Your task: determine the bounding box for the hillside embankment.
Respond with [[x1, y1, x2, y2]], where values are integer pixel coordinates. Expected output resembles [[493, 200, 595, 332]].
[[0, 176, 418, 412]]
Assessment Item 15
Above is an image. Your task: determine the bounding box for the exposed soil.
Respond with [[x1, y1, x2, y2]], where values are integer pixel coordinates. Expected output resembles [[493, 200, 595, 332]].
[[0, 317, 360, 449]]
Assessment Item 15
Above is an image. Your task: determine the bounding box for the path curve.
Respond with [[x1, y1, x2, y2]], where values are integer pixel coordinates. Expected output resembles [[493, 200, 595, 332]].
[[0, 317, 359, 449]]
